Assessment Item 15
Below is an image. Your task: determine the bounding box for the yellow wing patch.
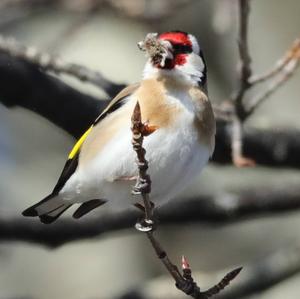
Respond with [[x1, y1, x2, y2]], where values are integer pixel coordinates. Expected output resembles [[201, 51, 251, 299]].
[[68, 126, 93, 159]]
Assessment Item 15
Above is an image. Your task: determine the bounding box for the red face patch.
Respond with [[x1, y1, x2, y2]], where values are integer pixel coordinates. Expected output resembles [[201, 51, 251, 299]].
[[157, 32, 192, 69], [159, 32, 192, 47]]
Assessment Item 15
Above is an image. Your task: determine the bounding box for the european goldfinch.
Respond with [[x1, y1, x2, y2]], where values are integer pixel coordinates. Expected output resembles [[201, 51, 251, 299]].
[[22, 31, 216, 224]]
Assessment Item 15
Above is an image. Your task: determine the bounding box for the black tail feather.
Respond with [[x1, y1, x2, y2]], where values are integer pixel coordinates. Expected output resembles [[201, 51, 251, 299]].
[[73, 199, 106, 219], [22, 194, 55, 217], [39, 204, 72, 224], [22, 193, 72, 224]]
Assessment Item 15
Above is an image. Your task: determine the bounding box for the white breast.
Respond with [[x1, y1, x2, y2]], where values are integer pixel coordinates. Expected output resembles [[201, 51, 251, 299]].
[[60, 90, 211, 209]]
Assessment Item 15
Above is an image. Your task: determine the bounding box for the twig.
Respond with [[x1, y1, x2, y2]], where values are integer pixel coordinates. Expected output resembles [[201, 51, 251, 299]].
[[231, 116, 255, 167], [227, 4, 300, 167], [131, 101, 154, 229], [119, 244, 300, 299], [227, 0, 253, 166], [249, 38, 300, 85], [46, 13, 94, 53], [130, 102, 241, 298], [0, 35, 124, 97], [245, 39, 300, 115], [212, 102, 234, 122], [232, 0, 252, 120], [0, 51, 109, 138]]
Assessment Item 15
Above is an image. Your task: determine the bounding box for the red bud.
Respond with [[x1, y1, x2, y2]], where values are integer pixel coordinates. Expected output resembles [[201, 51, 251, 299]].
[[181, 255, 190, 270]]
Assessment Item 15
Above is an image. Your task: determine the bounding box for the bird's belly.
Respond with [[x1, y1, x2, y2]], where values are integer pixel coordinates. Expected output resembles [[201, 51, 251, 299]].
[[62, 123, 210, 208]]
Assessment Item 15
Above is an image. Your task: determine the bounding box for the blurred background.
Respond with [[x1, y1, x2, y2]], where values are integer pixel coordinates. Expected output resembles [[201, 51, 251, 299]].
[[0, 0, 300, 298]]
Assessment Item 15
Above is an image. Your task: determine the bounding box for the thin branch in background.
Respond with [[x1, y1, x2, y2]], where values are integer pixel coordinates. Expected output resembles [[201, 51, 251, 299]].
[[224, 1, 300, 167], [130, 102, 241, 299], [249, 37, 300, 85], [232, 0, 252, 119], [231, 116, 255, 167], [245, 38, 300, 115], [223, 0, 253, 166], [212, 102, 234, 122], [0, 35, 124, 97]]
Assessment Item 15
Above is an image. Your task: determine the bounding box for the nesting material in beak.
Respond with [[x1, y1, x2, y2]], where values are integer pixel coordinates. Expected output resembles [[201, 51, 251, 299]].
[[138, 33, 173, 67]]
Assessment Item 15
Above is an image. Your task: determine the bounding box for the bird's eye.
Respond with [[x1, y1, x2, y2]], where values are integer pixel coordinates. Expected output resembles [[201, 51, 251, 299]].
[[172, 44, 192, 54]]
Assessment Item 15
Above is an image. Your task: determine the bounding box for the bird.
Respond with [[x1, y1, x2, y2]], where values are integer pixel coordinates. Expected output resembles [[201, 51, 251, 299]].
[[22, 31, 216, 224]]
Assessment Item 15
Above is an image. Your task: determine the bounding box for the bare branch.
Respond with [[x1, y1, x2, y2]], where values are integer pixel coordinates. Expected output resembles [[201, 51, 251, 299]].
[[232, 0, 252, 120], [226, 3, 300, 167], [131, 102, 154, 227], [225, 0, 252, 165], [230, 116, 255, 167], [2, 184, 300, 247], [245, 39, 300, 115], [249, 38, 300, 85], [130, 102, 241, 298], [237, 0, 252, 87], [0, 52, 110, 138], [119, 245, 300, 299], [0, 35, 124, 97]]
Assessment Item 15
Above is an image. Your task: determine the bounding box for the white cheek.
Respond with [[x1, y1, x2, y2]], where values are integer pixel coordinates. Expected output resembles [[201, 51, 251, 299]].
[[188, 34, 200, 54], [177, 54, 205, 82]]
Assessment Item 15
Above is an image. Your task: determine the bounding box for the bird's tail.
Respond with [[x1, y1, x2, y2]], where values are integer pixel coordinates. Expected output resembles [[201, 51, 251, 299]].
[[22, 193, 72, 224]]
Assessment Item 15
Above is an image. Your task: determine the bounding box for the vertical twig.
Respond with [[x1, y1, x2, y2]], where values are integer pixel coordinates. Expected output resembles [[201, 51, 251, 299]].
[[131, 101, 153, 227], [245, 39, 300, 115], [233, 0, 252, 120], [228, 0, 253, 166], [231, 116, 255, 167], [130, 102, 242, 298]]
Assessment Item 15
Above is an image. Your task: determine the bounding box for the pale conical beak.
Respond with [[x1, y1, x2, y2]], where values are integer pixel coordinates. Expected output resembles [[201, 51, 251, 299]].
[[138, 33, 173, 67]]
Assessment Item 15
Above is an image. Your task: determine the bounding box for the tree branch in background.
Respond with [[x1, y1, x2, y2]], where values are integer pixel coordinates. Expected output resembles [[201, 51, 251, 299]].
[[221, 0, 300, 167], [0, 35, 125, 98], [226, 0, 255, 166], [0, 0, 299, 172], [1, 48, 300, 168], [2, 184, 300, 247], [130, 102, 241, 299], [0, 1, 299, 299], [249, 38, 300, 85], [0, 29, 300, 168], [118, 245, 300, 299], [214, 125, 300, 168], [0, 52, 109, 138], [245, 38, 300, 115], [230, 116, 255, 167], [233, 0, 252, 119]]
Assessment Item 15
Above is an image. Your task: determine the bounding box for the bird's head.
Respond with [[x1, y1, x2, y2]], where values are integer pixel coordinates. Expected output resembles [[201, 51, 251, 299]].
[[138, 31, 206, 86]]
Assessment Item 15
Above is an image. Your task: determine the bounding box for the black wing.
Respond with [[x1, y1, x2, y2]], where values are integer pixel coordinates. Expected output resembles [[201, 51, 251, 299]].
[[51, 83, 140, 194]]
